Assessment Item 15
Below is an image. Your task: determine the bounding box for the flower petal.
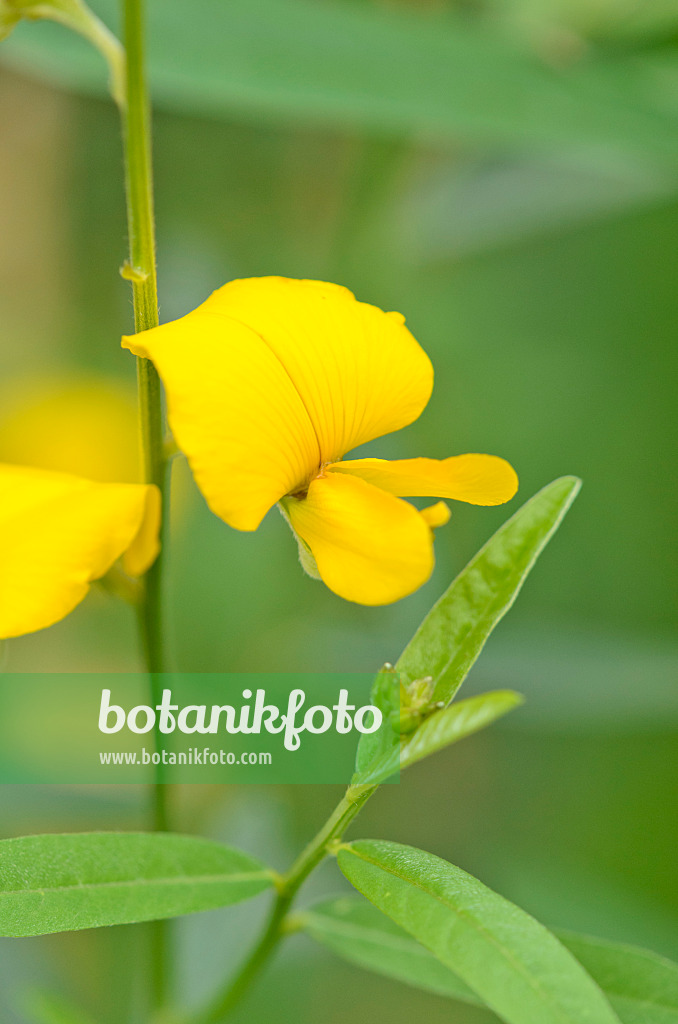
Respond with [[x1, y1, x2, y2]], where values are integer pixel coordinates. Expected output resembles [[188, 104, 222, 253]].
[[281, 470, 434, 605], [420, 501, 451, 528], [0, 464, 160, 639], [123, 311, 321, 530], [330, 454, 518, 505], [192, 277, 434, 463]]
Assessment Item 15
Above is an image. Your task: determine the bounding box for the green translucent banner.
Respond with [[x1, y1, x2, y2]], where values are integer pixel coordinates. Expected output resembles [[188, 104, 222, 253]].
[[0, 673, 399, 784]]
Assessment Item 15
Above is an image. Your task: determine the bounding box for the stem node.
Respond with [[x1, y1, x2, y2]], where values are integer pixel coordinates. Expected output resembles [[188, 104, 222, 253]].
[[194, 785, 377, 1022], [120, 258, 150, 283]]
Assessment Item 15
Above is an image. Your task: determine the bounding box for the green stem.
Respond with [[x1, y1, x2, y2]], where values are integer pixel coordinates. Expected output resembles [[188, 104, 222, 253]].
[[51, 0, 127, 107], [195, 784, 376, 1023], [121, 0, 168, 809], [119, 0, 171, 1011]]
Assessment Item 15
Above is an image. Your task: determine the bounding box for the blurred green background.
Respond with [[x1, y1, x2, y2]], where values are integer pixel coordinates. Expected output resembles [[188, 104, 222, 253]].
[[1, 1, 677, 1021]]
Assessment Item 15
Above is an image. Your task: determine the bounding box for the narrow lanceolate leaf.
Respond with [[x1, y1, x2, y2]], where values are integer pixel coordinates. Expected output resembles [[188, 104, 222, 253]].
[[4, 2, 678, 163], [558, 930, 678, 1024], [0, 832, 274, 936], [397, 476, 581, 706], [353, 664, 401, 784], [338, 840, 621, 1024], [354, 689, 523, 786], [302, 899, 678, 1024], [301, 897, 478, 1003], [399, 690, 523, 773]]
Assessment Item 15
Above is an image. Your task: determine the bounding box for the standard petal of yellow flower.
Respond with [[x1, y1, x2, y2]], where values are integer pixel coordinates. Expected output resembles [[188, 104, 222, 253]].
[[420, 501, 451, 529], [123, 311, 321, 531], [330, 454, 518, 505], [0, 464, 160, 639], [281, 471, 434, 605], [189, 278, 434, 464]]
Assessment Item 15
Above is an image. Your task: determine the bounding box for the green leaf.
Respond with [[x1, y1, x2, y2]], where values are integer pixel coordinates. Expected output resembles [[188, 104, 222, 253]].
[[354, 689, 523, 786], [397, 476, 581, 706], [0, 832, 274, 936], [353, 663, 401, 784], [3, 1, 678, 162], [302, 899, 678, 1024], [558, 930, 678, 1024], [399, 690, 523, 772], [301, 897, 478, 1004], [338, 839, 621, 1024]]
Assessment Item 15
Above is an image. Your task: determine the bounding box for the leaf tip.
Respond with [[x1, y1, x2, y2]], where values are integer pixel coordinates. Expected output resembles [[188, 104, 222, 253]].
[[556, 474, 583, 498], [499, 689, 525, 709]]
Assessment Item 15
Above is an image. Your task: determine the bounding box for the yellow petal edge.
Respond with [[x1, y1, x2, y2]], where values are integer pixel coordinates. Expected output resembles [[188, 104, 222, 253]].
[[0, 464, 160, 639], [282, 471, 434, 605]]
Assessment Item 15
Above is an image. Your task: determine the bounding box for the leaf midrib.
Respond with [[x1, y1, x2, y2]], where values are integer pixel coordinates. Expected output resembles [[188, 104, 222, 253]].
[[0, 869, 272, 897]]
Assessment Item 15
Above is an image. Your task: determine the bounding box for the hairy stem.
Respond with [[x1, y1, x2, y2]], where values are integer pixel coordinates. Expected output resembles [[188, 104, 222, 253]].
[[121, 0, 168, 812], [195, 784, 377, 1023], [119, 0, 171, 1010]]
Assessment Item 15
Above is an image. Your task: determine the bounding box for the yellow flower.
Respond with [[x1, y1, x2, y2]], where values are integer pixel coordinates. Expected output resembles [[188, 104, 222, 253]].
[[0, 463, 160, 639], [123, 277, 517, 605]]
